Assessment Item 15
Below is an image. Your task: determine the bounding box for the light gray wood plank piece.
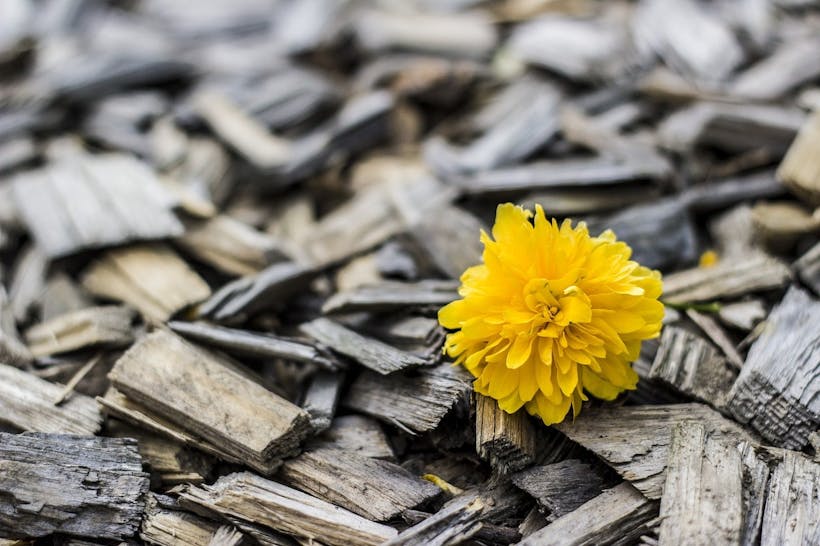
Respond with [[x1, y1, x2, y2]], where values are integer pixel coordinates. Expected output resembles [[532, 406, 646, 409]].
[[81, 244, 211, 322], [0, 285, 32, 366], [40, 273, 94, 322], [685, 309, 744, 369], [199, 261, 317, 323], [24, 305, 135, 357], [8, 243, 47, 323], [554, 404, 753, 499], [177, 472, 398, 546], [728, 287, 820, 449], [108, 329, 311, 473], [280, 447, 440, 521], [648, 325, 738, 409], [0, 362, 101, 434], [515, 482, 658, 546], [140, 493, 222, 546], [662, 252, 791, 304], [177, 214, 290, 277], [301, 317, 428, 375], [717, 299, 766, 332], [343, 362, 472, 433], [759, 449, 820, 546], [307, 415, 394, 460], [10, 154, 183, 258], [658, 421, 744, 546], [300, 370, 343, 432], [169, 321, 337, 370], [732, 37, 820, 101], [0, 432, 149, 540], [795, 241, 820, 296], [409, 204, 484, 279], [777, 104, 820, 207], [322, 280, 459, 315], [511, 460, 606, 521], [476, 394, 536, 474]]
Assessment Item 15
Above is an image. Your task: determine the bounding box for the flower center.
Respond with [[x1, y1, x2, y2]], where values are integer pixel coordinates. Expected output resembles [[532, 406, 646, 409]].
[[523, 278, 592, 331]]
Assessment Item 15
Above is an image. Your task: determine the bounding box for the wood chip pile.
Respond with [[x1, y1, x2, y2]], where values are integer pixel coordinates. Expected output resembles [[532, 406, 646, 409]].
[[1, 0, 819, 544]]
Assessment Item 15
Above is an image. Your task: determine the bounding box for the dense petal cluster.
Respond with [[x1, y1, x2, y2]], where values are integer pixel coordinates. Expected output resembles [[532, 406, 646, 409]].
[[438, 203, 663, 425]]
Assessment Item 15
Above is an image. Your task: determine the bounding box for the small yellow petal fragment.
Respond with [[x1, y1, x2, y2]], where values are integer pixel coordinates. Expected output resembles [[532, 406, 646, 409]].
[[699, 249, 719, 268], [422, 474, 464, 496]]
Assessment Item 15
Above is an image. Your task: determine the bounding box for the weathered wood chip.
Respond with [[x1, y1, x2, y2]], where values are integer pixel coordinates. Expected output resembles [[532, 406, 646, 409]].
[[0, 362, 102, 435], [554, 403, 752, 499], [140, 493, 224, 546], [658, 421, 744, 545], [795, 241, 820, 296], [81, 244, 211, 322], [0, 432, 149, 540], [758, 448, 820, 545], [732, 37, 820, 100], [717, 299, 766, 332], [108, 329, 311, 473], [476, 394, 536, 474], [300, 370, 343, 432], [280, 447, 440, 521], [24, 305, 135, 357], [662, 252, 791, 304], [322, 280, 458, 315], [649, 325, 738, 409], [514, 482, 658, 546], [178, 472, 398, 546], [198, 261, 317, 323], [511, 460, 606, 521], [307, 415, 395, 460], [0, 285, 31, 366], [176, 215, 290, 277], [10, 153, 183, 258], [169, 321, 337, 370], [777, 109, 820, 207], [343, 362, 472, 433], [728, 286, 820, 449], [301, 317, 429, 375]]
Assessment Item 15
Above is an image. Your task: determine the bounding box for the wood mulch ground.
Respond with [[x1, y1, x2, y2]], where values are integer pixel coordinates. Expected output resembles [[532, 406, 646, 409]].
[[0, 1, 818, 545]]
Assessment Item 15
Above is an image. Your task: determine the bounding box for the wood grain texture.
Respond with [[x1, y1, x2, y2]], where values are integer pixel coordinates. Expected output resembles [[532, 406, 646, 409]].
[[300, 370, 343, 432], [10, 154, 183, 258], [728, 287, 820, 449], [554, 404, 752, 499], [476, 394, 536, 474], [662, 252, 791, 304], [81, 244, 211, 322], [321, 280, 458, 314], [140, 494, 222, 546], [516, 482, 658, 546], [658, 421, 744, 545], [307, 415, 395, 459], [177, 472, 398, 546], [0, 432, 149, 539], [280, 447, 441, 521], [343, 362, 472, 433], [0, 363, 101, 435], [301, 317, 428, 374], [511, 460, 606, 521], [795, 241, 820, 296], [759, 449, 820, 546], [108, 329, 310, 473], [24, 305, 135, 357], [649, 325, 737, 409]]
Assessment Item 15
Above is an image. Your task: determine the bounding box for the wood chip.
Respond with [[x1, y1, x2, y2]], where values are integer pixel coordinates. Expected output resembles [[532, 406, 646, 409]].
[[178, 472, 398, 546], [511, 460, 606, 521], [81, 244, 211, 322], [476, 393, 536, 474], [662, 252, 792, 304], [177, 215, 290, 277], [300, 370, 343, 432], [140, 493, 223, 546], [301, 317, 429, 374], [728, 286, 820, 449], [0, 362, 102, 434], [322, 280, 458, 315], [24, 305, 135, 357], [307, 415, 395, 460], [108, 329, 311, 473], [169, 321, 337, 370], [343, 362, 472, 433], [658, 421, 744, 545], [649, 325, 738, 408], [795, 241, 820, 296], [0, 285, 32, 366], [10, 154, 183, 258], [759, 448, 820, 545], [777, 109, 820, 206], [0, 432, 148, 540], [554, 403, 752, 499], [515, 482, 658, 546], [198, 261, 317, 323], [281, 447, 440, 521]]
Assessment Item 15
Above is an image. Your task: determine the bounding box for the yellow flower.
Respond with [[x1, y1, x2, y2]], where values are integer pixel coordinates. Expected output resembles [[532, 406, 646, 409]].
[[438, 203, 664, 425]]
